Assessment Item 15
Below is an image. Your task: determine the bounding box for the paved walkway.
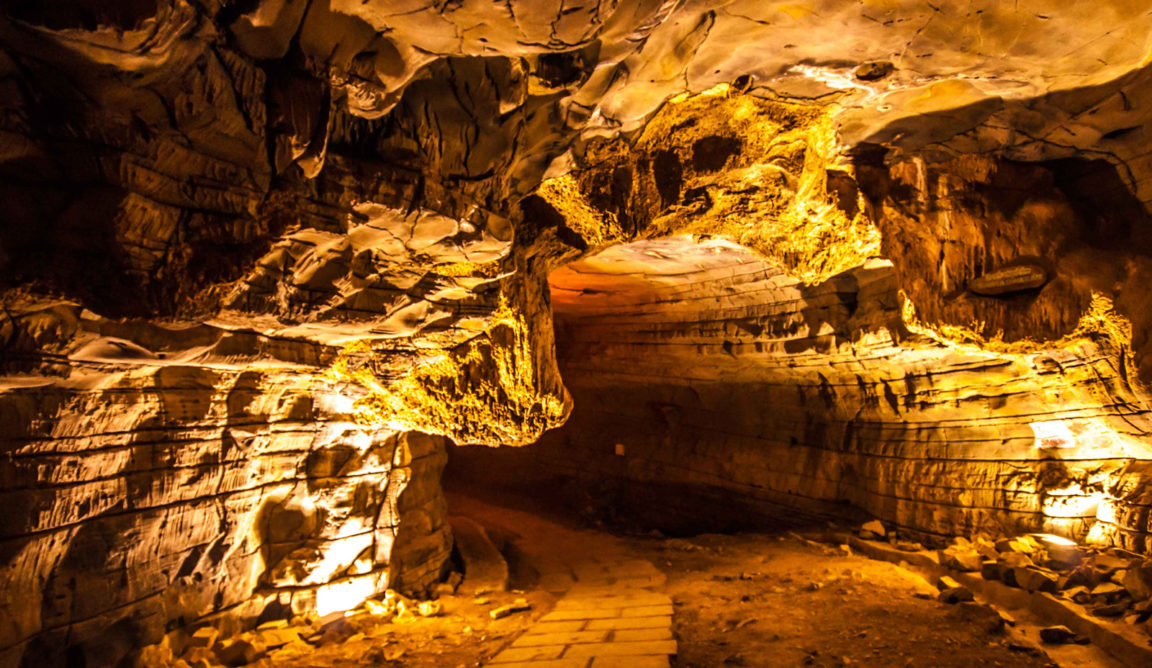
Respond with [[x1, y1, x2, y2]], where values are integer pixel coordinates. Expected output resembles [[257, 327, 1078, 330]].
[[446, 493, 677, 668]]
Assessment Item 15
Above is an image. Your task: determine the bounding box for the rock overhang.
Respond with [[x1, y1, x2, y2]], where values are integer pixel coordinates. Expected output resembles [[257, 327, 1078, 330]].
[[3, 1, 1152, 665]]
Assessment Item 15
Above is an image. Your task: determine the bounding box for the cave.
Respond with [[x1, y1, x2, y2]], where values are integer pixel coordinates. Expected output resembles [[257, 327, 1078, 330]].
[[3, 2, 1152, 667]]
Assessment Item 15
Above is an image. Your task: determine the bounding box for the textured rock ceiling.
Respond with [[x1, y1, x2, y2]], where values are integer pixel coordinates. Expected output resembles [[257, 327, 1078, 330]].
[[3, 1, 1152, 665]]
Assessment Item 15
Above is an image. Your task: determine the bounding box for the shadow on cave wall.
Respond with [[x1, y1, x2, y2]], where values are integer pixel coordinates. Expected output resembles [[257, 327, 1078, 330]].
[[855, 147, 1152, 385], [0, 0, 158, 31], [443, 259, 894, 538]]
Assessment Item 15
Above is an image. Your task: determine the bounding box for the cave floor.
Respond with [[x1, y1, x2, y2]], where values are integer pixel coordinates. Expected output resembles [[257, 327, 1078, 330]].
[[637, 532, 1058, 668], [264, 491, 1100, 668]]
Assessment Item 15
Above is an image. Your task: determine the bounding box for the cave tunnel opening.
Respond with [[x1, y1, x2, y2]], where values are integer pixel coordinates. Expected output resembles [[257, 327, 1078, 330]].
[[444, 234, 868, 537], [445, 224, 1152, 545]]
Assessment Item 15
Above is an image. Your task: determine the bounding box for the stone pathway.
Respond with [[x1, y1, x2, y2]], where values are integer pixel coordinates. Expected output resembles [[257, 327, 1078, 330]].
[[446, 493, 677, 668]]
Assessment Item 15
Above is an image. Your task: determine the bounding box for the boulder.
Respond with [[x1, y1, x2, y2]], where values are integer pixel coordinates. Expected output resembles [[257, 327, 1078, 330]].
[[1122, 558, 1152, 601], [1091, 581, 1126, 598], [215, 638, 265, 667], [936, 576, 974, 604], [973, 538, 1000, 561], [490, 598, 532, 619], [939, 545, 983, 572], [854, 61, 895, 81], [1063, 586, 1093, 604], [257, 627, 301, 650], [1092, 601, 1130, 618], [187, 627, 220, 652], [1065, 562, 1099, 588], [1027, 535, 1084, 569], [996, 537, 1038, 555], [1013, 566, 1059, 594], [948, 602, 1009, 633], [968, 263, 1049, 296], [1092, 553, 1130, 578], [1039, 625, 1083, 645], [859, 520, 886, 540], [996, 553, 1034, 586]]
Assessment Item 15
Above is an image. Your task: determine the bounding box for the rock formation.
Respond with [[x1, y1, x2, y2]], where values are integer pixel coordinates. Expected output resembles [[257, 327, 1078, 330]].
[[2, 1, 1152, 665]]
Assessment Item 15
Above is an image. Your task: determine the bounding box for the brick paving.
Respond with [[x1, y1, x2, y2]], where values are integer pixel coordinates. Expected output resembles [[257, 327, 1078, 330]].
[[483, 545, 677, 663], [485, 549, 676, 666], [446, 493, 677, 667]]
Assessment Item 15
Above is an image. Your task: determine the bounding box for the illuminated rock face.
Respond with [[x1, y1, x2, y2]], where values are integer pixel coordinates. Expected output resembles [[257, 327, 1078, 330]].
[[2, 0, 1152, 666], [0, 309, 454, 665], [475, 239, 1152, 549]]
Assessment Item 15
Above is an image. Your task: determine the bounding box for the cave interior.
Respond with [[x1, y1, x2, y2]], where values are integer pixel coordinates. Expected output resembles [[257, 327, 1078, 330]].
[[4, 1, 1152, 667]]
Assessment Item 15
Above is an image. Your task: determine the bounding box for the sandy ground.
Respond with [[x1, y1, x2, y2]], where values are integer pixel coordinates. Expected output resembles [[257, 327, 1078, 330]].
[[260, 490, 1066, 667], [633, 531, 1055, 668]]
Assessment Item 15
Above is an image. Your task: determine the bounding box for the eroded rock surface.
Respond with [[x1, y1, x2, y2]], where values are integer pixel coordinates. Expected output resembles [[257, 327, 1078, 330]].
[[458, 239, 1152, 551], [0, 307, 456, 666], [3, 1, 1152, 666]]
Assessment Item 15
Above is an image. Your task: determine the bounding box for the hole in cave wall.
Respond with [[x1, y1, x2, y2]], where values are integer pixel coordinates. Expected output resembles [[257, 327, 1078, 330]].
[[1045, 157, 1152, 256], [0, 0, 159, 31], [853, 149, 1152, 379], [0, 184, 146, 317]]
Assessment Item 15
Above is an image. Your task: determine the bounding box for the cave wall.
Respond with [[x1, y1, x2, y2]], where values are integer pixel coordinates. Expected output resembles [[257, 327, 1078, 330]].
[[4, 1, 1152, 666], [443, 48, 1152, 554], [0, 305, 454, 666], [0, 3, 582, 663], [453, 244, 1152, 550], [858, 149, 1152, 386]]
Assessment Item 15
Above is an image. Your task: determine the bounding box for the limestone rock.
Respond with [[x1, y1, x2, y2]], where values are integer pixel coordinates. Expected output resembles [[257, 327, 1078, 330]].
[[936, 576, 974, 604], [939, 546, 984, 573], [973, 538, 1000, 562], [215, 638, 264, 667], [1091, 582, 1127, 600], [1012, 567, 1060, 594], [1039, 626, 1081, 645], [996, 538, 1038, 556], [859, 520, 887, 540], [1062, 586, 1092, 604], [996, 554, 1034, 587], [854, 62, 894, 81], [3, 2, 1152, 666], [948, 602, 1009, 634], [489, 599, 532, 620], [187, 629, 220, 653], [1091, 602, 1131, 618], [968, 263, 1049, 296], [1044, 545, 1085, 570], [1123, 559, 1152, 601], [1093, 554, 1132, 579]]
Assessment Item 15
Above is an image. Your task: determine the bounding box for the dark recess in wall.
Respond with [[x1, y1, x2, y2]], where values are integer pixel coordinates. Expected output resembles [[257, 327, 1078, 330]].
[[1, 0, 158, 31]]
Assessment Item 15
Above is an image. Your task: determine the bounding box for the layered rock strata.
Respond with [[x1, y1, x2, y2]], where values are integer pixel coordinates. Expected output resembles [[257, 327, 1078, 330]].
[[0, 305, 458, 666], [3, 1, 1152, 667], [454, 237, 1152, 551]]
